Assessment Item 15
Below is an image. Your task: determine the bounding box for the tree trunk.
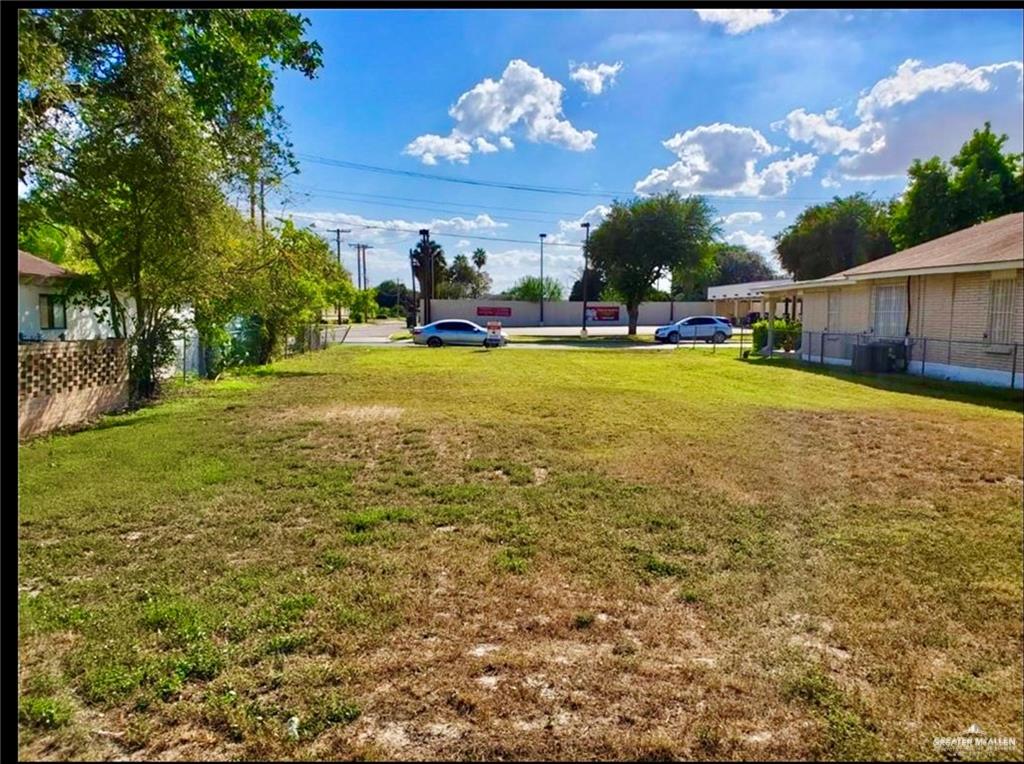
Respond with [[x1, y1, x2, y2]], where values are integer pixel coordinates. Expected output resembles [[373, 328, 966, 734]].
[[627, 304, 639, 336]]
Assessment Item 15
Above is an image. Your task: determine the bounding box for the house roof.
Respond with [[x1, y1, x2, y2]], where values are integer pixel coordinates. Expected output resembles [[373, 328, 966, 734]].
[[839, 212, 1023, 277], [762, 213, 1024, 293], [707, 278, 793, 300], [19, 250, 70, 280]]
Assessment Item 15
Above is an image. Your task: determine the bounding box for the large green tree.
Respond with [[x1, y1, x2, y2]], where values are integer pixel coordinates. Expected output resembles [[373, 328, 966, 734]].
[[890, 123, 1024, 249], [18, 9, 327, 394], [22, 34, 235, 399], [775, 193, 894, 281], [587, 193, 719, 334], [18, 8, 322, 208], [410, 238, 447, 320], [671, 243, 778, 301], [443, 253, 492, 298]]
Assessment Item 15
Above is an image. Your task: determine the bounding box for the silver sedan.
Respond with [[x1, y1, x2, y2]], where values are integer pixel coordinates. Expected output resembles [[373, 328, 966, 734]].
[[412, 319, 508, 347]]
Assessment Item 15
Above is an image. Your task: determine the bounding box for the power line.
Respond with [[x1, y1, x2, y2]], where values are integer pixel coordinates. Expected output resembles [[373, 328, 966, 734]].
[[295, 152, 860, 203], [291, 184, 593, 218], [284, 210, 584, 249], [291, 185, 563, 225], [296, 153, 617, 198]]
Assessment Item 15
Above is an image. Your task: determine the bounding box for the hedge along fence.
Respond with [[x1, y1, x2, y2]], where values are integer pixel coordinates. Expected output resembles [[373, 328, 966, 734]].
[[751, 319, 803, 351]]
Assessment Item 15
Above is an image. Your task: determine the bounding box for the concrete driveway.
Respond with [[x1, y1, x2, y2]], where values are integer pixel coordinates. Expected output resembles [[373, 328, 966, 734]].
[[343, 319, 406, 344]]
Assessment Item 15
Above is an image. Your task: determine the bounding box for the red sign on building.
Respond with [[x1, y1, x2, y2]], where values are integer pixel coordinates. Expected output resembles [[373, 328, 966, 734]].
[[586, 306, 620, 321], [477, 306, 512, 317]]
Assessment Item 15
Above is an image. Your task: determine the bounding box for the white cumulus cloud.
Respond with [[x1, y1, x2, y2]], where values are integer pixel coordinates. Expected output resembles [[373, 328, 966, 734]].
[[724, 229, 781, 270], [778, 59, 1024, 179], [773, 107, 882, 154], [634, 122, 816, 196], [405, 59, 597, 165], [722, 211, 763, 226], [550, 204, 612, 244], [776, 210, 786, 219], [693, 9, 788, 35], [569, 61, 623, 95], [474, 137, 499, 153], [403, 133, 473, 165]]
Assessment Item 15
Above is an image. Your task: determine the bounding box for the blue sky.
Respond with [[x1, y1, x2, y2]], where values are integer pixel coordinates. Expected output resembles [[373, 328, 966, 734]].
[[265, 8, 1024, 292]]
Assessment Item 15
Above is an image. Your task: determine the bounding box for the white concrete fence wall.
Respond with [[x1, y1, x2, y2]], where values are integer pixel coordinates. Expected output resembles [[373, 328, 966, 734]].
[[424, 299, 715, 328]]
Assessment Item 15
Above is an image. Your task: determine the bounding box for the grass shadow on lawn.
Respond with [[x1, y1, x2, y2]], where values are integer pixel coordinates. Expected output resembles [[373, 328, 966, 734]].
[[746, 355, 1024, 413]]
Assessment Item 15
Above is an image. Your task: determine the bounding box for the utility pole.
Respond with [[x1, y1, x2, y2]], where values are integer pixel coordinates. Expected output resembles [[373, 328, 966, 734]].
[[361, 244, 374, 289], [348, 244, 374, 290], [409, 249, 418, 327], [327, 228, 351, 322], [580, 222, 590, 336], [419, 229, 431, 324], [539, 233, 547, 326], [349, 243, 362, 290]]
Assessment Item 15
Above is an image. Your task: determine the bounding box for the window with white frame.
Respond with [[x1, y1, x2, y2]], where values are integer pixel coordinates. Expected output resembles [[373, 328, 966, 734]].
[[988, 276, 1017, 344], [872, 284, 906, 338], [827, 290, 841, 332]]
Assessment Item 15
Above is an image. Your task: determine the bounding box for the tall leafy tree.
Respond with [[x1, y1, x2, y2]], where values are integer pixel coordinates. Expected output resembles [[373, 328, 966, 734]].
[[444, 253, 491, 298], [410, 238, 447, 304], [889, 123, 1023, 249], [374, 279, 411, 310], [17, 8, 323, 199], [889, 157, 955, 250], [672, 243, 777, 300], [232, 220, 352, 362], [949, 122, 1023, 229], [22, 33, 233, 398], [569, 267, 607, 301], [587, 193, 719, 334], [775, 194, 894, 281]]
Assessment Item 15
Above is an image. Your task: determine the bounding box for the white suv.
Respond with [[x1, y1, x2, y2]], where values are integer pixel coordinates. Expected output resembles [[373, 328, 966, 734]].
[[654, 315, 733, 344]]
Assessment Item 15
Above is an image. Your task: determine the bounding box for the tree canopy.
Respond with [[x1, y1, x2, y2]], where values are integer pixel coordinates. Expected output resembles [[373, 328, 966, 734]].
[[502, 276, 564, 302], [18, 8, 323, 194], [890, 122, 1024, 249], [587, 192, 719, 333], [775, 193, 894, 281], [17, 9, 336, 397]]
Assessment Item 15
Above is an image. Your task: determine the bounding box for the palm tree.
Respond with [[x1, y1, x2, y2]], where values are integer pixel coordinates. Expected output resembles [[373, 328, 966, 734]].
[[472, 247, 487, 271]]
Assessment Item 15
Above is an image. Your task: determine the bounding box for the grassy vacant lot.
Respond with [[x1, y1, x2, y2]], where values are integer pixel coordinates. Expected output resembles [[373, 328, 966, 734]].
[[18, 346, 1023, 761]]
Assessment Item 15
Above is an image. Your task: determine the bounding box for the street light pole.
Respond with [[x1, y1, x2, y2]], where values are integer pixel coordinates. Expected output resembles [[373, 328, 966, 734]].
[[580, 222, 590, 337], [539, 233, 547, 326]]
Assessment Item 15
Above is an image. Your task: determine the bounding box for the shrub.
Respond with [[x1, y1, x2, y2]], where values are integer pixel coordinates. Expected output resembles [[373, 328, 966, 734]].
[[20, 696, 73, 729], [751, 318, 802, 351]]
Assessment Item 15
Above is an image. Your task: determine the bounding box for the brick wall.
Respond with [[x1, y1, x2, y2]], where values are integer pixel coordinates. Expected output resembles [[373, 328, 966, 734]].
[[19, 339, 129, 439]]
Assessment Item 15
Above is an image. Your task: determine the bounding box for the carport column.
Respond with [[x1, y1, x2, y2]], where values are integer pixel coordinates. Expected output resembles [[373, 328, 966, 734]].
[[765, 296, 776, 357], [733, 298, 739, 324]]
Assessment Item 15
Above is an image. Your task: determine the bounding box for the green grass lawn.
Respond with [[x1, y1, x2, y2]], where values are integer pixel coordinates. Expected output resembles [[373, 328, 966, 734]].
[[18, 347, 1023, 760]]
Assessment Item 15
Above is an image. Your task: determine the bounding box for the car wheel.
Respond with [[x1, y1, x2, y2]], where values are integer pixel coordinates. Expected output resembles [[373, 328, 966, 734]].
[[427, 336, 443, 348], [713, 331, 726, 344], [667, 331, 679, 344]]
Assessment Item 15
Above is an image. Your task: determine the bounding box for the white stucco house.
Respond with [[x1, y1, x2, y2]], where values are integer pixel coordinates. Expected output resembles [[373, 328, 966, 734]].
[[19, 250, 117, 341], [18, 249, 200, 374]]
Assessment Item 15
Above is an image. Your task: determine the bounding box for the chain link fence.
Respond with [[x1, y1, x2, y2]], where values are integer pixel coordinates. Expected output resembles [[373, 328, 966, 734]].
[[283, 324, 351, 356], [800, 331, 1023, 389]]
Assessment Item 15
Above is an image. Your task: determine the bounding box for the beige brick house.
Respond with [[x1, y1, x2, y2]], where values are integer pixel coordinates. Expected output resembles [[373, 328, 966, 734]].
[[761, 213, 1024, 388]]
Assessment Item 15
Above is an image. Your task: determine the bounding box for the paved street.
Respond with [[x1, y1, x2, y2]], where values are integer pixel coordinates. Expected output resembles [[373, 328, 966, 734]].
[[341, 319, 406, 344]]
